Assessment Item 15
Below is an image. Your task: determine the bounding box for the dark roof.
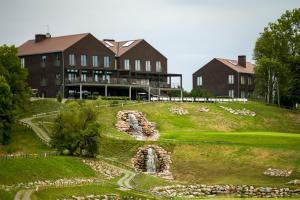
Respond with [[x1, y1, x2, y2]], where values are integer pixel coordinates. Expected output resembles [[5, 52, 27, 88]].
[[216, 58, 255, 74], [100, 39, 143, 56], [18, 33, 90, 56]]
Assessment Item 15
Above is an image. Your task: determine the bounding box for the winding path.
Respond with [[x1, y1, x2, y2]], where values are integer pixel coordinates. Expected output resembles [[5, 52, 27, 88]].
[[117, 170, 136, 190], [14, 189, 34, 200]]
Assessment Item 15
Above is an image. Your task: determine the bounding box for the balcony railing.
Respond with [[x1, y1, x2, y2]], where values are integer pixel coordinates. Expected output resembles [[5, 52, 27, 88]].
[[65, 77, 181, 89]]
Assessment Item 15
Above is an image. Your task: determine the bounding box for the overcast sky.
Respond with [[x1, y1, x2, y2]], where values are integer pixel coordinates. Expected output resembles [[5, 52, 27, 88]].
[[0, 0, 299, 91]]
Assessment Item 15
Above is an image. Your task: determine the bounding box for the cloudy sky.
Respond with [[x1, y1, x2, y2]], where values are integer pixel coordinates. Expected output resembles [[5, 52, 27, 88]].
[[0, 0, 299, 90]]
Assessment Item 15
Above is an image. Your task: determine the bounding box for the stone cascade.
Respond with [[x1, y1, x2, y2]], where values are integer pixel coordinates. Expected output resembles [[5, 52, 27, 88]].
[[82, 160, 122, 179], [169, 107, 189, 115], [131, 145, 173, 179], [152, 184, 300, 198], [264, 168, 292, 177], [219, 105, 256, 116], [115, 110, 159, 140]]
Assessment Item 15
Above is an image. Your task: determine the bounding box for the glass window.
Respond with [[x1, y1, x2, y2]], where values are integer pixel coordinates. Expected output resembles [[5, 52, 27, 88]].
[[248, 77, 252, 85], [228, 89, 234, 98], [81, 55, 87, 66], [124, 59, 130, 70], [241, 76, 245, 85], [135, 60, 141, 71], [69, 54, 75, 66], [20, 58, 25, 68], [156, 61, 161, 72], [92, 56, 98, 67], [241, 91, 246, 98], [104, 56, 110, 68], [146, 60, 151, 71], [42, 55, 46, 62], [197, 76, 202, 86], [228, 75, 234, 84]]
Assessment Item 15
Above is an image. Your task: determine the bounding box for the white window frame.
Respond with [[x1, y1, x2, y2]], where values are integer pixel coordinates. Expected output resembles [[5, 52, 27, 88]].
[[69, 54, 75, 66], [81, 73, 87, 82], [156, 61, 161, 72], [124, 59, 130, 70], [241, 75, 245, 85], [228, 75, 234, 84], [104, 56, 110, 68], [197, 76, 202, 86], [146, 60, 151, 71], [20, 58, 25, 68], [229, 89, 234, 98], [80, 55, 87, 66], [92, 56, 98, 67], [135, 60, 141, 71]]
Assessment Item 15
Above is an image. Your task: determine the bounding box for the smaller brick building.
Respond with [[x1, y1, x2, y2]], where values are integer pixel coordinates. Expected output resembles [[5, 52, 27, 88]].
[[192, 56, 255, 98]]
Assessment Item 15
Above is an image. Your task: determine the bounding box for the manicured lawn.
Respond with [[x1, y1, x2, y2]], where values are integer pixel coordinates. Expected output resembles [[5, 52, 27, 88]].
[[31, 184, 157, 200], [0, 156, 96, 185], [18, 99, 61, 118], [0, 123, 51, 154]]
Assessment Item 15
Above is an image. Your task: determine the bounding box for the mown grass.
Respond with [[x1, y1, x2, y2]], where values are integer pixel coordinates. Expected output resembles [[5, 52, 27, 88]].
[[18, 99, 61, 118], [31, 183, 158, 200], [0, 156, 96, 185], [0, 123, 51, 154]]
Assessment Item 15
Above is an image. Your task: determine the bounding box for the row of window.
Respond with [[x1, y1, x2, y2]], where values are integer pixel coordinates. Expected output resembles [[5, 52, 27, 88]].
[[125, 59, 162, 72], [69, 54, 110, 68], [228, 90, 250, 98], [196, 75, 253, 86]]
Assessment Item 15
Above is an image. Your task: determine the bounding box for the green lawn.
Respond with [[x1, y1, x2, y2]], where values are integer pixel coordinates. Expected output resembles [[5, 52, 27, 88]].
[[0, 123, 51, 154], [18, 99, 61, 118], [31, 184, 158, 200], [0, 156, 96, 185]]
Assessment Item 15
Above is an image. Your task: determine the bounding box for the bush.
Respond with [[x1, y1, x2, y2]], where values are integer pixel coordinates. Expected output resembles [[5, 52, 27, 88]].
[[56, 91, 63, 103]]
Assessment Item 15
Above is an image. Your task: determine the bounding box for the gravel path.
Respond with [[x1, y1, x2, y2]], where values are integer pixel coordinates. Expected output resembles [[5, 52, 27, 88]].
[[117, 170, 136, 190], [14, 189, 34, 200]]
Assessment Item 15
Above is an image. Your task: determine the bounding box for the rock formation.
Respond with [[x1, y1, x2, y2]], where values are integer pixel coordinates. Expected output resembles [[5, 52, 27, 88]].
[[264, 168, 292, 177], [169, 107, 189, 115], [219, 105, 256, 116], [131, 145, 173, 179], [115, 110, 159, 140]]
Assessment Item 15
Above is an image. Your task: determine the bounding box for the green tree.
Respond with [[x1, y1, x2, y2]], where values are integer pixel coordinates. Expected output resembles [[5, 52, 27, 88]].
[[51, 101, 99, 157], [0, 76, 13, 144], [0, 45, 30, 144], [254, 8, 300, 107]]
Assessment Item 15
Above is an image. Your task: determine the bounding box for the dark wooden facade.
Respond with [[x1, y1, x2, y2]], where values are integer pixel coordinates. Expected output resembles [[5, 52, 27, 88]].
[[192, 57, 255, 98]]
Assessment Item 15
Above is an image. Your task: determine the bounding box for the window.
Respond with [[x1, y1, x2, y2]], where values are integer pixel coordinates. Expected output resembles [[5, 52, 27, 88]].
[[92, 56, 98, 67], [241, 76, 245, 85], [156, 61, 161, 72], [54, 54, 60, 66], [81, 73, 87, 82], [241, 91, 246, 98], [40, 77, 47, 86], [81, 55, 87, 66], [94, 74, 99, 82], [228, 89, 234, 98], [68, 73, 77, 81], [146, 60, 151, 71], [197, 76, 202, 86], [42, 55, 46, 62], [104, 56, 110, 68], [124, 59, 130, 70], [69, 54, 75, 66], [248, 77, 252, 85], [20, 58, 25, 68], [228, 75, 234, 84], [135, 60, 141, 71], [55, 73, 61, 85]]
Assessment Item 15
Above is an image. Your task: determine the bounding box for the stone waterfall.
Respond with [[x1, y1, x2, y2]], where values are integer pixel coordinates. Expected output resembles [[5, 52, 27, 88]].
[[146, 148, 156, 173], [127, 113, 143, 139]]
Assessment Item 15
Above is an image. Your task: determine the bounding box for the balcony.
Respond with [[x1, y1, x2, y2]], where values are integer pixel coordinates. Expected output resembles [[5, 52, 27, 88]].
[[65, 77, 181, 89]]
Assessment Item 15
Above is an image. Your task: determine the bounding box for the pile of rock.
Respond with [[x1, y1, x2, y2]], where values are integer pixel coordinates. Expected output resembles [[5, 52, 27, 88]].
[[198, 107, 209, 112], [115, 110, 159, 140], [264, 168, 292, 177], [131, 145, 173, 179], [82, 160, 122, 179], [219, 106, 256, 116], [288, 180, 300, 185], [0, 178, 101, 191], [169, 107, 189, 115], [58, 194, 120, 200], [152, 184, 300, 198]]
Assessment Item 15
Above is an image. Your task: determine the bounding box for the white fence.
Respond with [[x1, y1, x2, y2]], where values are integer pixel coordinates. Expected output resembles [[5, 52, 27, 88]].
[[151, 97, 248, 103]]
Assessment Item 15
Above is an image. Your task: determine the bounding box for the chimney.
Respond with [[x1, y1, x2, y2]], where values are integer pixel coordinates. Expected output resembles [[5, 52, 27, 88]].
[[238, 55, 246, 67], [35, 34, 47, 43]]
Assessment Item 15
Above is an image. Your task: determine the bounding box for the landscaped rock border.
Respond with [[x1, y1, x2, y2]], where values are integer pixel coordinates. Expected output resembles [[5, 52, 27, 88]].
[[58, 194, 120, 200], [82, 159, 122, 179], [288, 180, 300, 185], [169, 107, 189, 115], [115, 110, 159, 140], [152, 184, 300, 198], [131, 145, 173, 179], [198, 107, 209, 112], [219, 106, 256, 116], [264, 168, 292, 177]]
